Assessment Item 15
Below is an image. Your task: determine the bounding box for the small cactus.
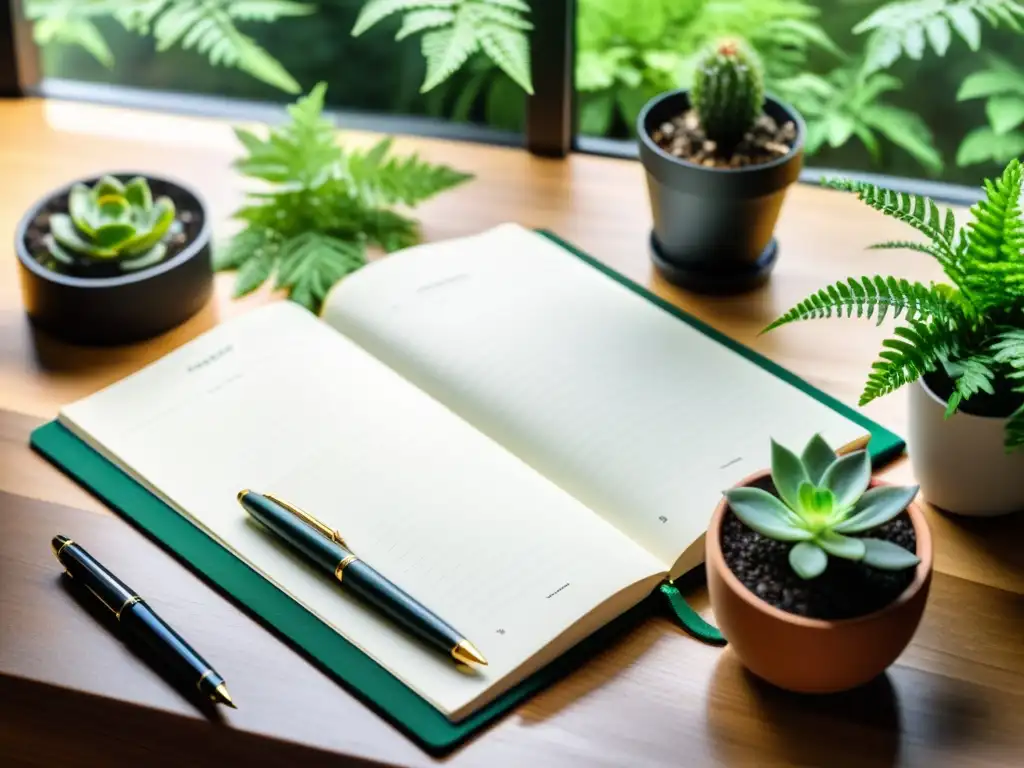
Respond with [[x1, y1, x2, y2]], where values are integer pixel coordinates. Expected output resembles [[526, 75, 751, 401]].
[[691, 38, 765, 153]]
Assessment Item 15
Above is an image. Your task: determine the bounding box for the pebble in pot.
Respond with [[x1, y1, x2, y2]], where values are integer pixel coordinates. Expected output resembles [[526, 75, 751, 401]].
[[762, 158, 1024, 516], [706, 434, 932, 693]]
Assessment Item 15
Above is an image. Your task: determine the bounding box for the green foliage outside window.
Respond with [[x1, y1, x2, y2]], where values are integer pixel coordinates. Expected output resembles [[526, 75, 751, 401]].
[[24, 1, 1024, 186]]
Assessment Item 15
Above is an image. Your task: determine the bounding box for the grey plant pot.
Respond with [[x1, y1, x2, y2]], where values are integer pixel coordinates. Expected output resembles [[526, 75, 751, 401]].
[[908, 377, 1024, 516], [636, 89, 805, 294]]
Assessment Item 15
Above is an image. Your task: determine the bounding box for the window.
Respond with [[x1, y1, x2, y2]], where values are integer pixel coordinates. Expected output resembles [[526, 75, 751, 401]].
[[574, 0, 1024, 188], [20, 0, 534, 137]]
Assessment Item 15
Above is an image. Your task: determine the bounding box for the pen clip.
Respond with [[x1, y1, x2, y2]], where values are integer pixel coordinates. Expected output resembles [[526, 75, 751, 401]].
[[264, 493, 351, 551]]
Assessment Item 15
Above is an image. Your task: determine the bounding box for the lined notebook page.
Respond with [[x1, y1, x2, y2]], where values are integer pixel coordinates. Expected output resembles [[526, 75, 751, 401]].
[[322, 224, 869, 579], [59, 302, 665, 719]]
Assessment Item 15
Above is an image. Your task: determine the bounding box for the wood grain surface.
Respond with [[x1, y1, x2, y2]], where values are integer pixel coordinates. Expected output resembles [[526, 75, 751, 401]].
[[1, 98, 1022, 767]]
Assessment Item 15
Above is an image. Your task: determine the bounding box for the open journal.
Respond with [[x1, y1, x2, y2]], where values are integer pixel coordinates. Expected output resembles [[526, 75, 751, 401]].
[[58, 223, 871, 722]]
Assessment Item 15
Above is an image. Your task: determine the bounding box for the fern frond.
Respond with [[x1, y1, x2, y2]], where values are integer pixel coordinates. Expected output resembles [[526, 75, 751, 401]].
[[274, 232, 366, 312], [396, 9, 456, 40], [764, 276, 963, 333], [855, 0, 1024, 75], [990, 328, 1024, 448], [824, 178, 968, 288], [113, 0, 303, 93], [213, 226, 281, 271], [961, 158, 1024, 308], [344, 137, 474, 207], [353, 0, 533, 94], [860, 320, 961, 405], [232, 82, 341, 189], [942, 352, 997, 415]]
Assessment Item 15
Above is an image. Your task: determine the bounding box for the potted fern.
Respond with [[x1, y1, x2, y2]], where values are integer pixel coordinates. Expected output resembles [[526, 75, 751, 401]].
[[636, 37, 805, 293], [15, 172, 212, 345], [765, 159, 1024, 516], [707, 435, 932, 693]]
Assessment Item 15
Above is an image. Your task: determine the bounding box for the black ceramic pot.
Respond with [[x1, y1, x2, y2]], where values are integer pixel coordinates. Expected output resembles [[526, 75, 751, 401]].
[[637, 89, 805, 294], [15, 171, 214, 346]]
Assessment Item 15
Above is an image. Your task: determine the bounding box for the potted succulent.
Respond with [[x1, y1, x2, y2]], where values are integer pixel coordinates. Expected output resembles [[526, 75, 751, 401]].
[[636, 37, 805, 294], [765, 158, 1024, 516], [707, 435, 932, 693], [15, 172, 213, 345]]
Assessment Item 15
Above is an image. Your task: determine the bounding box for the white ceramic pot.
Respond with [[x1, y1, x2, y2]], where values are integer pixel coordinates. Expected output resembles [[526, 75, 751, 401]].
[[908, 378, 1024, 516]]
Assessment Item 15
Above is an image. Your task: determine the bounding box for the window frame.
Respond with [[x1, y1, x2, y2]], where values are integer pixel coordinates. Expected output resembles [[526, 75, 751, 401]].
[[0, 0, 985, 205]]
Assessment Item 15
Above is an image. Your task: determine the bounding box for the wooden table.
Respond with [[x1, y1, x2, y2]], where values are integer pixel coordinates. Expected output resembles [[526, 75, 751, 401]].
[[1, 98, 1022, 768]]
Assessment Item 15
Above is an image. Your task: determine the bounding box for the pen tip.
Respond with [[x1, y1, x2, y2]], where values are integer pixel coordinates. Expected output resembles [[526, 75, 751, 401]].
[[452, 640, 488, 666], [213, 683, 237, 709], [236, 489, 250, 504]]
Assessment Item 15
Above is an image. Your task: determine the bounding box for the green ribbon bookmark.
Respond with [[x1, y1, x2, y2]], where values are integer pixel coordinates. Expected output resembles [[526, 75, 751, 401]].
[[658, 581, 727, 646]]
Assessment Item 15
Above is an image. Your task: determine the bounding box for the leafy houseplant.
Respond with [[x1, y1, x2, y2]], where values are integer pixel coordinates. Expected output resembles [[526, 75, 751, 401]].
[[764, 158, 1024, 516], [636, 37, 805, 294], [216, 82, 473, 314], [16, 171, 213, 346], [706, 435, 932, 694]]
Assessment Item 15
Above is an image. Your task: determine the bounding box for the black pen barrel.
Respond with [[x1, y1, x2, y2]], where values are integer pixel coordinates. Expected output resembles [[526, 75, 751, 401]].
[[342, 559, 459, 657], [119, 601, 226, 698]]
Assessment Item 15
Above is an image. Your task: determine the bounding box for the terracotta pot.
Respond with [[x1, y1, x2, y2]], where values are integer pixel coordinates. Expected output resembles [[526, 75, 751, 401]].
[[908, 377, 1024, 516], [706, 471, 933, 693]]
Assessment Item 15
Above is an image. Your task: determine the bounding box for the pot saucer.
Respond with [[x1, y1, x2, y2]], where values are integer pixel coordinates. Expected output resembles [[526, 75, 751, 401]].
[[650, 232, 777, 294]]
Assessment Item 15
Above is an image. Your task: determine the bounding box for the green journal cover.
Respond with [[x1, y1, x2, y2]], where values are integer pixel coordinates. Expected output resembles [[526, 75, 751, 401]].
[[30, 231, 905, 755]]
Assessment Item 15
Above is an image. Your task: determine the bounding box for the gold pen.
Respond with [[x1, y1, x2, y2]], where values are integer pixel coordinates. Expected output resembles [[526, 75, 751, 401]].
[[237, 490, 487, 667]]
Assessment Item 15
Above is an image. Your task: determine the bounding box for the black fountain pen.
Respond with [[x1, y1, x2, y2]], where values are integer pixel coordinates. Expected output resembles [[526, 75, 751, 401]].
[[237, 490, 487, 667], [51, 535, 236, 708]]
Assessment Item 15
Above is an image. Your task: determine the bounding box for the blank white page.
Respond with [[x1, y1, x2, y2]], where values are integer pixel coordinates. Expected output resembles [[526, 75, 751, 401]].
[[59, 301, 664, 719], [322, 224, 868, 578]]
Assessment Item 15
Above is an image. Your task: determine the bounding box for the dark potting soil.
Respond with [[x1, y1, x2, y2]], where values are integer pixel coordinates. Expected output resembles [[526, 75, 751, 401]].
[[721, 478, 918, 620], [23, 178, 202, 278], [923, 370, 1023, 419], [650, 109, 797, 168]]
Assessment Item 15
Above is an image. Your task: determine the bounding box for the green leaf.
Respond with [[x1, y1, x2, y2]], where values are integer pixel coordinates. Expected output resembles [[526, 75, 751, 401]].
[[67, 183, 96, 236], [93, 222, 138, 250], [274, 232, 366, 313], [815, 531, 866, 560], [947, 5, 982, 50], [214, 228, 280, 271], [94, 175, 125, 197], [120, 243, 168, 271], [226, 1, 316, 23], [122, 177, 153, 210], [763, 276, 962, 332], [33, 16, 114, 68], [801, 434, 838, 485], [958, 69, 1024, 101], [820, 451, 871, 511], [770, 439, 809, 511], [834, 485, 919, 533], [987, 95, 1024, 134], [97, 194, 130, 223], [352, 0, 450, 37], [50, 213, 112, 258], [478, 18, 534, 94], [396, 8, 456, 40], [956, 127, 1024, 167], [861, 104, 944, 175], [122, 197, 176, 255], [724, 487, 813, 541], [861, 538, 921, 570], [233, 245, 277, 298], [43, 235, 76, 266], [421, 10, 480, 92], [797, 482, 837, 522], [789, 541, 827, 579]]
